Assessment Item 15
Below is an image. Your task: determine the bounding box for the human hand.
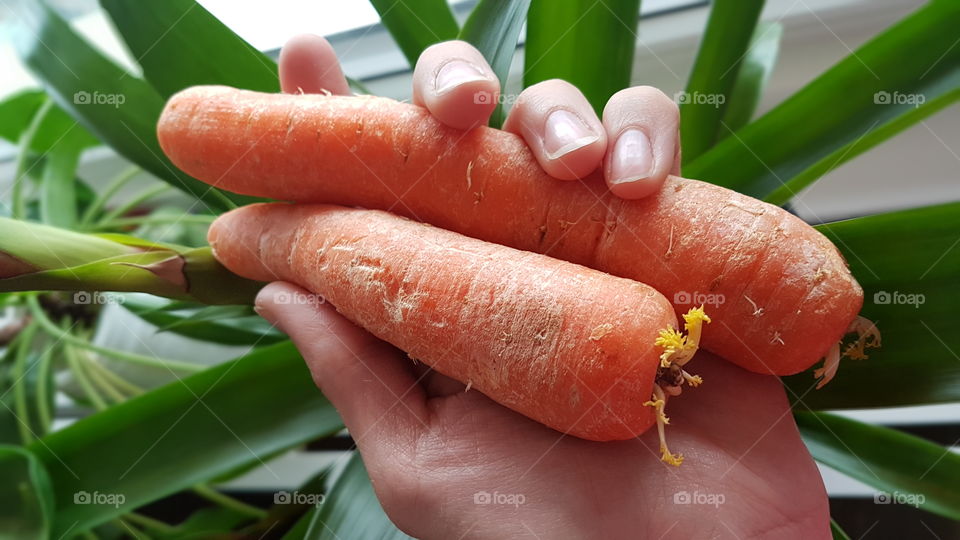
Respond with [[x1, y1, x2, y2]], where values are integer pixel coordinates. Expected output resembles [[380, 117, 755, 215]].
[[261, 35, 830, 539], [279, 35, 680, 199], [255, 281, 829, 540]]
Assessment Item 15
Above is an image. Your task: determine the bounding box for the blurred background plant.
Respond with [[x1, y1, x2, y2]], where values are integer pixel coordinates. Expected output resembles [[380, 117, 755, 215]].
[[0, 0, 958, 538]]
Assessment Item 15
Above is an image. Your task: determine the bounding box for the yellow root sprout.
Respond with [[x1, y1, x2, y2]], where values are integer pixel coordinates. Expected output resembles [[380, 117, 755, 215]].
[[645, 306, 711, 466]]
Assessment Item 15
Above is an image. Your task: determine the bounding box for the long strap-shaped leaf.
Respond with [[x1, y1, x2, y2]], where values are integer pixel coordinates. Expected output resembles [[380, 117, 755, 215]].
[[796, 411, 960, 520], [524, 0, 641, 115], [685, 0, 960, 204], [680, 0, 765, 162], [784, 202, 960, 409], [9, 1, 248, 210], [29, 342, 343, 535], [458, 0, 531, 127], [306, 452, 411, 539], [0, 445, 54, 540], [718, 22, 782, 138], [369, 0, 460, 68], [99, 0, 279, 97]]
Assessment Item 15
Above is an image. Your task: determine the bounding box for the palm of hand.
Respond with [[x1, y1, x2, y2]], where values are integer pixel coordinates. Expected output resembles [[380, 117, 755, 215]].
[[285, 306, 829, 540]]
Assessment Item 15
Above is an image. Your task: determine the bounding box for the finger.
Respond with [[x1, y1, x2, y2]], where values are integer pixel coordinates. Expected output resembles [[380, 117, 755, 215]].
[[412, 40, 499, 130], [255, 282, 428, 450], [279, 34, 351, 95], [602, 86, 681, 199], [501, 80, 606, 180]]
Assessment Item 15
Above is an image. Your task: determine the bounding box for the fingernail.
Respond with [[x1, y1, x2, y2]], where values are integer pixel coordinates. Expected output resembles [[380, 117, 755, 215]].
[[543, 110, 599, 160], [609, 129, 653, 184], [435, 60, 489, 95]]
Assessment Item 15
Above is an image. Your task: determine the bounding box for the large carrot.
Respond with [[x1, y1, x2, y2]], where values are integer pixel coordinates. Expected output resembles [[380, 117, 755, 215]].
[[159, 86, 872, 385], [209, 203, 709, 464]]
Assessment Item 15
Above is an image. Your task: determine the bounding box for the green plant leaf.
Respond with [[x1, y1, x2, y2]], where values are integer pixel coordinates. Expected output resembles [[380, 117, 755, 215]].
[[796, 411, 960, 520], [156, 506, 252, 539], [719, 22, 782, 137], [680, 0, 765, 162], [784, 202, 960, 409], [0, 89, 46, 144], [685, 1, 960, 204], [0, 445, 54, 540], [10, 0, 248, 210], [29, 341, 343, 535], [368, 0, 459, 68], [120, 295, 284, 346], [830, 518, 851, 540], [99, 0, 278, 97], [524, 0, 640, 114], [39, 145, 83, 229], [306, 452, 410, 540], [458, 0, 530, 127]]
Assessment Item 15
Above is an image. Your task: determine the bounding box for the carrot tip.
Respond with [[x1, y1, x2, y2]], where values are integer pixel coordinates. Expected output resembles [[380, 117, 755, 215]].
[[814, 316, 881, 389]]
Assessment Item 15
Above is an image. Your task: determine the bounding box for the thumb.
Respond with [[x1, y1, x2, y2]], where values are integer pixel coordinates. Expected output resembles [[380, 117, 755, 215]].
[[255, 281, 428, 452]]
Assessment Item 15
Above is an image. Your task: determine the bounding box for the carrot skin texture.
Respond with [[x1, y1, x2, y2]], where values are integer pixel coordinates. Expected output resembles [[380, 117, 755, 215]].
[[209, 203, 677, 441], [160, 86, 864, 376]]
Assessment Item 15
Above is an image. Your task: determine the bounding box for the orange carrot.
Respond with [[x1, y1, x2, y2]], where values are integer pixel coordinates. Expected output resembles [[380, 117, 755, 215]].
[[159, 86, 870, 385], [209, 203, 709, 463]]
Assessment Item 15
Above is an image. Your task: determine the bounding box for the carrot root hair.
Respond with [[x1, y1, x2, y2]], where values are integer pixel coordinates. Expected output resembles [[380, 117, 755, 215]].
[[644, 306, 712, 466], [814, 315, 881, 389]]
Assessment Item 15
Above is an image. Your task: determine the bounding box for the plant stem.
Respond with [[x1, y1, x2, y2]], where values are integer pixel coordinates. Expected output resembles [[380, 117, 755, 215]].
[[124, 513, 176, 534], [193, 484, 268, 519], [79, 165, 141, 228], [12, 99, 54, 219], [35, 341, 57, 432], [65, 343, 108, 411], [80, 352, 127, 403], [96, 183, 172, 226], [91, 214, 216, 231], [12, 319, 40, 444], [81, 352, 145, 396], [26, 296, 205, 373]]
